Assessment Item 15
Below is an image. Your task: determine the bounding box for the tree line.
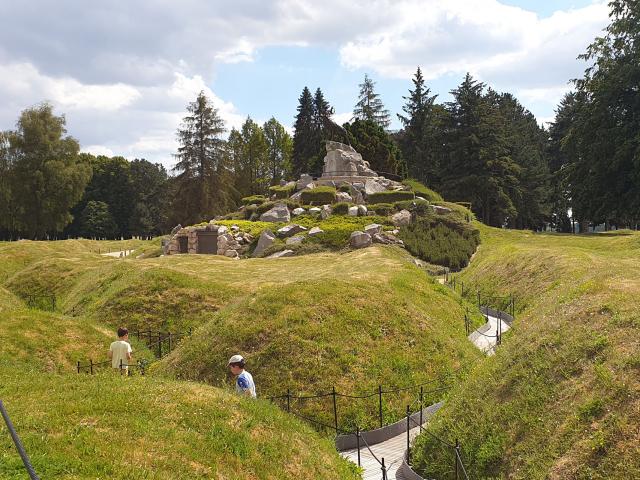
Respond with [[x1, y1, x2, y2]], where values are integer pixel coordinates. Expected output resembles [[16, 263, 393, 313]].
[[1, 0, 636, 238]]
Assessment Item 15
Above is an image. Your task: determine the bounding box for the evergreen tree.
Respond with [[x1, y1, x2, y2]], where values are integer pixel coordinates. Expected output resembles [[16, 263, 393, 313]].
[[7, 103, 91, 238], [441, 74, 518, 226], [172, 91, 228, 225], [292, 87, 316, 177], [80, 200, 117, 239], [309, 88, 335, 174], [353, 74, 391, 129], [397, 67, 445, 186], [263, 117, 293, 184], [235, 117, 269, 196], [344, 119, 406, 177]]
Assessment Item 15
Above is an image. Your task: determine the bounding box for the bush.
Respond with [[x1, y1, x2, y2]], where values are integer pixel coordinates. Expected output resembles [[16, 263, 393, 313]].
[[244, 204, 258, 219], [301, 186, 336, 205], [369, 203, 395, 215], [367, 190, 415, 204], [333, 202, 353, 215], [241, 195, 267, 205], [394, 199, 431, 215], [402, 179, 443, 202], [338, 184, 352, 193], [399, 216, 480, 270], [269, 184, 296, 199]]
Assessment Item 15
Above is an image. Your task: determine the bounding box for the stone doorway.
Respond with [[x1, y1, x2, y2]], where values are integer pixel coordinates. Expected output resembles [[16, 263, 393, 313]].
[[178, 236, 188, 253], [196, 231, 218, 254]]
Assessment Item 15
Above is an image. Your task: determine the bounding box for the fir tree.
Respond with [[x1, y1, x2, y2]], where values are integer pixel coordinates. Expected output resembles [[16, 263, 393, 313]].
[[172, 91, 227, 225], [353, 74, 391, 129], [292, 87, 316, 177]]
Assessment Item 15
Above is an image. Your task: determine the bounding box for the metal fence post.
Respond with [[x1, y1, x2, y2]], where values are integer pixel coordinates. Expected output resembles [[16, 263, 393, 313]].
[[381, 457, 387, 480], [455, 439, 459, 480], [356, 427, 361, 467], [0, 400, 41, 480], [157, 332, 162, 357], [119, 358, 123, 376], [286, 389, 291, 413], [168, 332, 172, 353], [77, 361, 81, 374], [406, 405, 411, 464], [332, 386, 338, 435], [419, 386, 424, 432], [378, 385, 383, 428], [90, 358, 94, 375]]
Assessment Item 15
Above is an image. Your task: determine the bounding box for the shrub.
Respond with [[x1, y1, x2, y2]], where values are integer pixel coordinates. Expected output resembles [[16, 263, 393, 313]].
[[338, 184, 352, 193], [367, 190, 415, 204], [301, 186, 336, 205], [244, 204, 258, 219], [241, 195, 267, 205], [402, 179, 443, 202], [394, 199, 431, 215], [399, 216, 480, 270], [369, 203, 395, 215], [269, 184, 296, 199], [332, 202, 353, 215]]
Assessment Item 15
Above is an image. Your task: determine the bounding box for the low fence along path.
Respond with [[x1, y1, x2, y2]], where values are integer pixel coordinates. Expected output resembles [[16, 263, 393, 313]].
[[468, 312, 511, 355]]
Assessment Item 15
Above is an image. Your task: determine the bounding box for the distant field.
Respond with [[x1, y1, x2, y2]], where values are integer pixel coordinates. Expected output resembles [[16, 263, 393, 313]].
[[412, 227, 640, 479]]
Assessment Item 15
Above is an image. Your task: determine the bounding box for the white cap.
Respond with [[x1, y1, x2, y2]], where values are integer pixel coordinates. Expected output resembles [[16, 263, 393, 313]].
[[228, 354, 244, 365]]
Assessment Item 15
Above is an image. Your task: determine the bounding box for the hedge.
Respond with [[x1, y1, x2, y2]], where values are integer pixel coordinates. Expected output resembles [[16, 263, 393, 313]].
[[300, 186, 337, 205], [332, 202, 353, 215], [269, 184, 296, 199], [242, 195, 267, 205], [368, 203, 395, 215], [366, 190, 415, 204], [402, 179, 443, 202], [338, 184, 352, 193]]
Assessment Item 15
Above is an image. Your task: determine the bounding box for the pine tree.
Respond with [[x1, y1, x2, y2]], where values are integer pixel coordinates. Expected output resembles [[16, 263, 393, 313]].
[[292, 87, 316, 177], [263, 117, 293, 184], [397, 67, 444, 186], [172, 91, 227, 224], [309, 88, 335, 174], [353, 74, 391, 129]]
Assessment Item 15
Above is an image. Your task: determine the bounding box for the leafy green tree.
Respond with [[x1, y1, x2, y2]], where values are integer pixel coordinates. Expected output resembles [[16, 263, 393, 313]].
[[397, 67, 446, 187], [80, 200, 117, 238], [7, 103, 91, 238], [172, 91, 228, 225], [344, 119, 406, 177], [441, 74, 519, 226], [292, 87, 317, 177], [128, 159, 169, 237], [353, 74, 391, 129], [566, 0, 640, 228], [263, 117, 293, 184], [0, 131, 21, 238]]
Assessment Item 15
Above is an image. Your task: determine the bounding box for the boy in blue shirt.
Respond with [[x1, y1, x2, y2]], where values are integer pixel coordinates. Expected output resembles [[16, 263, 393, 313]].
[[228, 355, 256, 398]]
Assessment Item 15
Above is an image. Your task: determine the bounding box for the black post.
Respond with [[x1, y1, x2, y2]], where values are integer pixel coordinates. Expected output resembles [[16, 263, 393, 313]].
[[168, 332, 172, 352], [332, 386, 338, 435], [419, 386, 424, 432], [0, 400, 41, 480], [378, 385, 383, 428], [77, 361, 81, 374], [157, 332, 162, 357], [119, 358, 123, 376], [406, 405, 411, 464], [356, 427, 361, 467], [455, 439, 459, 480], [136, 330, 140, 342], [140, 361, 145, 376], [90, 358, 94, 375], [381, 458, 387, 480], [286, 389, 291, 413]]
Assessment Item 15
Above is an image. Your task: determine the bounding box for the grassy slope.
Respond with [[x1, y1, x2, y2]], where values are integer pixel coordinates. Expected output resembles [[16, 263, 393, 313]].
[[412, 226, 640, 479], [155, 247, 484, 430], [0, 260, 359, 479]]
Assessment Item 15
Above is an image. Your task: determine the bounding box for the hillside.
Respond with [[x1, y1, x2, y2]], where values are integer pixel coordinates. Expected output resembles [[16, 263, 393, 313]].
[[0, 242, 359, 479], [412, 227, 640, 479]]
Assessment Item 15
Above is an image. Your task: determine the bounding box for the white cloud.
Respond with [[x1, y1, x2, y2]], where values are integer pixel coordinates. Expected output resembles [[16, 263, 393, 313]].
[[332, 111, 353, 125]]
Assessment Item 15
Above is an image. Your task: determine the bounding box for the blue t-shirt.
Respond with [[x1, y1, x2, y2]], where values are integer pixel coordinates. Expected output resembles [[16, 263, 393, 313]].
[[236, 371, 256, 398]]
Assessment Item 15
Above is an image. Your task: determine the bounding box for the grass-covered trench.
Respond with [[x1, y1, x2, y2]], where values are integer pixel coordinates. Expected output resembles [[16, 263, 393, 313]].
[[0, 237, 484, 477], [411, 226, 640, 480]]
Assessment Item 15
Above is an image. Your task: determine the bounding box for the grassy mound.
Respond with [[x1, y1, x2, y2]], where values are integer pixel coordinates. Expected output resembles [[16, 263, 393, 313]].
[[412, 227, 640, 479], [0, 258, 359, 479], [155, 247, 484, 430]]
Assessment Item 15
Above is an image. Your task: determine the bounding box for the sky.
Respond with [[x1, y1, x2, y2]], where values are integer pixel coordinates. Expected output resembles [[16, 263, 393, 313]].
[[0, 1, 610, 169]]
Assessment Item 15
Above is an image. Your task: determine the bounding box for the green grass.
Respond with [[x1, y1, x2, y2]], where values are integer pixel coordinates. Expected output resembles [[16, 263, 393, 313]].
[[0, 246, 360, 479], [402, 179, 444, 202], [412, 226, 640, 479], [301, 186, 336, 205]]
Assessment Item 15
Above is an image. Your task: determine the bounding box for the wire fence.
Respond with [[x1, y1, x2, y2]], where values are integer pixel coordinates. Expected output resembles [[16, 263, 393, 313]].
[[76, 328, 192, 374], [23, 294, 56, 312]]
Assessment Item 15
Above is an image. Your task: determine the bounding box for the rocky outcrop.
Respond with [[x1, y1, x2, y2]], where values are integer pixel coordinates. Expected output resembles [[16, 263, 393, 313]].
[[364, 223, 383, 236], [308, 226, 324, 237], [392, 209, 412, 226], [277, 224, 307, 238], [350, 231, 372, 249], [266, 249, 295, 259], [322, 141, 378, 177], [260, 203, 291, 223], [348, 206, 359, 217], [321, 204, 332, 220], [252, 229, 276, 257], [364, 179, 386, 195]]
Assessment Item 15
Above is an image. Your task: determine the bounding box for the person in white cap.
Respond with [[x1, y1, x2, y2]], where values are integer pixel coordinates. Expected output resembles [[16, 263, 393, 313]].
[[228, 354, 256, 398]]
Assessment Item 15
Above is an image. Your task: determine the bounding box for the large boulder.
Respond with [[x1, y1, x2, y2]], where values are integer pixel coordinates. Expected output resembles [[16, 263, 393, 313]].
[[365, 179, 386, 195], [350, 231, 372, 249], [266, 249, 295, 259], [292, 207, 305, 216], [336, 191, 353, 203], [252, 229, 276, 257], [358, 205, 368, 216], [309, 207, 322, 215], [260, 203, 291, 223], [364, 223, 383, 236], [277, 224, 307, 238], [322, 141, 378, 177], [391, 209, 412, 226], [348, 206, 359, 217], [321, 204, 332, 220]]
